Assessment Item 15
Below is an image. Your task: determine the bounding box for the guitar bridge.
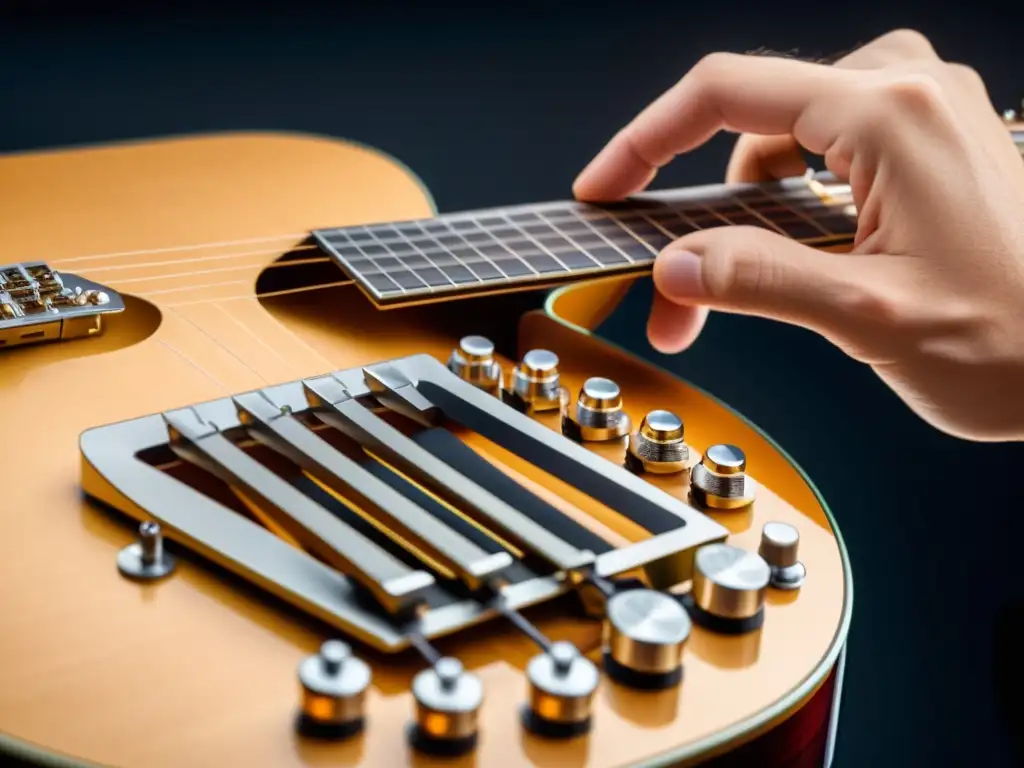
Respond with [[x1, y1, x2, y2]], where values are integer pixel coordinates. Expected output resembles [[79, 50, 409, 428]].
[[0, 261, 124, 349], [79, 353, 728, 651]]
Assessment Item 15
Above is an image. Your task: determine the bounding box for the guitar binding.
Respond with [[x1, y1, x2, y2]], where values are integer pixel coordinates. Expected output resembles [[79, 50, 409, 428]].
[[79, 353, 729, 652]]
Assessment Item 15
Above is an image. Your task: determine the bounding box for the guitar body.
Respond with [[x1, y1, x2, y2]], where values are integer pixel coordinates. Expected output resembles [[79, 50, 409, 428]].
[[0, 133, 852, 767]]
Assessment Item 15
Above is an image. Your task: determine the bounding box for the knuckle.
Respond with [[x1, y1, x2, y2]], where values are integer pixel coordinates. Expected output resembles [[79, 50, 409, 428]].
[[877, 28, 936, 57], [690, 51, 736, 84], [880, 73, 947, 113], [833, 280, 907, 327], [946, 61, 987, 93]]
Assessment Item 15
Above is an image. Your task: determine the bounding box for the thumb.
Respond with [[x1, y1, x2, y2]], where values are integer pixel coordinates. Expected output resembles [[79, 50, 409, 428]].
[[648, 225, 885, 352]]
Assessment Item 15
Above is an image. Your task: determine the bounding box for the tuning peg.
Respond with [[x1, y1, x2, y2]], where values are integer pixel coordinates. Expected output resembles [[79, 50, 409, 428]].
[[603, 588, 691, 689], [505, 349, 563, 414], [409, 658, 483, 756], [562, 377, 631, 442], [689, 444, 757, 510], [296, 640, 371, 739], [625, 410, 696, 475], [522, 641, 599, 738], [447, 335, 502, 395]]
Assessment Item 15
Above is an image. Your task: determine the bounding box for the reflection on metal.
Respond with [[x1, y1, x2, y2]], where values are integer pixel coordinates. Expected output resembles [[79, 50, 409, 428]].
[[79, 352, 729, 651]]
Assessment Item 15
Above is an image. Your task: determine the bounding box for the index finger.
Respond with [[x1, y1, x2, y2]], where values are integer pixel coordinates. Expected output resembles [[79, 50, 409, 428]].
[[572, 53, 856, 201]]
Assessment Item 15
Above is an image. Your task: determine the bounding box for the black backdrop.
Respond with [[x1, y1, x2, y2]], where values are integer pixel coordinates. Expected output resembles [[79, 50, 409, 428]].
[[2, 2, 1023, 765]]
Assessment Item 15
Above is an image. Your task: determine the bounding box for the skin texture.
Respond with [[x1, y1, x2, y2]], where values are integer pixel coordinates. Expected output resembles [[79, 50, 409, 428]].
[[573, 29, 1024, 443]]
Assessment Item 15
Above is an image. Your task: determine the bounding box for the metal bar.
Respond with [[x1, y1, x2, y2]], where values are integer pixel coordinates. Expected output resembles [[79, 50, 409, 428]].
[[362, 354, 731, 587], [233, 390, 513, 590], [162, 406, 434, 615], [302, 374, 595, 576]]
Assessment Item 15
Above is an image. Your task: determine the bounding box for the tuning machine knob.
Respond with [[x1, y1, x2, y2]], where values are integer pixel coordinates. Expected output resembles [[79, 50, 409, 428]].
[[409, 657, 483, 756], [603, 588, 691, 689], [689, 444, 756, 510], [522, 641, 599, 738], [504, 349, 564, 414], [625, 410, 696, 475], [447, 335, 502, 395], [682, 544, 770, 634], [759, 522, 806, 590], [561, 377, 631, 442], [296, 640, 371, 740]]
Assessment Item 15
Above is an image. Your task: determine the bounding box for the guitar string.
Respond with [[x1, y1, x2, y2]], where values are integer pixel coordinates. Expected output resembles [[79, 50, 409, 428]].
[[39, 192, 853, 299]]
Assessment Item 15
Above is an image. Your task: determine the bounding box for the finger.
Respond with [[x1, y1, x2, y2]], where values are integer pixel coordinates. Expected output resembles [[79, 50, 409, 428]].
[[651, 225, 895, 346], [720, 30, 939, 187], [725, 134, 808, 183], [646, 291, 709, 353], [574, 54, 856, 201]]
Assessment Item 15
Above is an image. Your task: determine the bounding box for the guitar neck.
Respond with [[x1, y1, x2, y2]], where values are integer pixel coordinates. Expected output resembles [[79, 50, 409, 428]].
[[312, 174, 858, 308]]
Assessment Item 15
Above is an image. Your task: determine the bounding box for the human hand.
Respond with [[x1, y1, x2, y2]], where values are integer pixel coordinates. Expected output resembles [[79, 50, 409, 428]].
[[573, 29, 1024, 441]]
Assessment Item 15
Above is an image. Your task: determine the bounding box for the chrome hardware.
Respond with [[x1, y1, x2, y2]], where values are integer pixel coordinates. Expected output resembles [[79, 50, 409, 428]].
[[603, 588, 691, 689], [296, 640, 371, 739], [116, 521, 176, 581], [625, 410, 695, 475], [447, 335, 502, 395], [80, 353, 729, 652], [689, 444, 757, 510], [522, 641, 599, 738], [0, 261, 124, 350], [409, 657, 483, 756], [561, 376, 632, 442], [505, 348, 564, 413], [758, 522, 806, 590], [683, 544, 770, 634]]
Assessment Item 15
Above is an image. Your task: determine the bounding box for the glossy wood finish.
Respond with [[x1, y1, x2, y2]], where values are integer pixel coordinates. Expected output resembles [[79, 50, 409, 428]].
[[0, 133, 851, 768]]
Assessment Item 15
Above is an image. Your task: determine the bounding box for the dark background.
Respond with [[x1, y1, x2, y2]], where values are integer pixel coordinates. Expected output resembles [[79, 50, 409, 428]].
[[2, 2, 1023, 765]]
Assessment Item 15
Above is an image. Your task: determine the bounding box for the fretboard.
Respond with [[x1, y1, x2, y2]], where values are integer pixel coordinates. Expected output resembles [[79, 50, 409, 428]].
[[312, 174, 856, 307]]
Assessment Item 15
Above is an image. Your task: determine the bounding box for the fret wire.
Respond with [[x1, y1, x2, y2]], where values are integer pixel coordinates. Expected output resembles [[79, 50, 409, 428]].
[[671, 206, 707, 232], [730, 195, 789, 235], [365, 226, 431, 291], [764, 186, 858, 239], [347, 235, 409, 295], [467, 220, 541, 276], [600, 212, 664, 258], [383, 220, 475, 285], [699, 203, 734, 226], [496, 214, 576, 273], [637, 212, 683, 244], [759, 186, 839, 237], [533, 210, 605, 271], [425, 224, 488, 283], [387, 224, 458, 288], [444, 219, 522, 280], [567, 210, 647, 264]]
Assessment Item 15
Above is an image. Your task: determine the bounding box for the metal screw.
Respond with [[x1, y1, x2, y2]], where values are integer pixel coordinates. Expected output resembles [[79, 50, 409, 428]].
[[320, 640, 350, 674], [550, 642, 577, 676], [435, 657, 463, 690], [117, 521, 176, 581]]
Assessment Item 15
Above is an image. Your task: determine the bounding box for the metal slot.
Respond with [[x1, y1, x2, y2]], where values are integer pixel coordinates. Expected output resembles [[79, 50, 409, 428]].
[[355, 354, 730, 587], [232, 390, 514, 591], [303, 373, 596, 577], [162, 406, 435, 616]]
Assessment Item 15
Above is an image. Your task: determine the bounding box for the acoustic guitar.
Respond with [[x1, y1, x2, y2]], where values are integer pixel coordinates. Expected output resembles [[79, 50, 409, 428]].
[[3, 116, 1012, 767]]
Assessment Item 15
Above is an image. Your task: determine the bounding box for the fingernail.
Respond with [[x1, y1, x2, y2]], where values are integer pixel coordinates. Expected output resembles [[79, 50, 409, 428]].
[[654, 249, 705, 300]]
